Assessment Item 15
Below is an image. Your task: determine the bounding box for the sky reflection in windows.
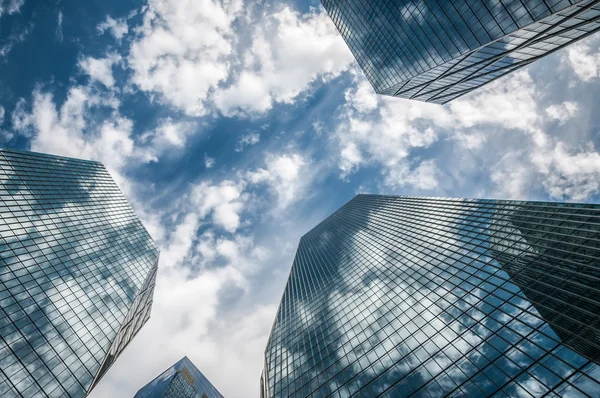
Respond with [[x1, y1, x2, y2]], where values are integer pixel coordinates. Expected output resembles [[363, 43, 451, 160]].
[[263, 195, 600, 397], [321, 0, 600, 103], [0, 149, 159, 398], [134, 356, 224, 398]]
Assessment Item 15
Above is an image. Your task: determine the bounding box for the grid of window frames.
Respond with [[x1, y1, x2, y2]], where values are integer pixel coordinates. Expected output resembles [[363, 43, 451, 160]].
[[321, 0, 600, 103], [0, 149, 159, 398], [134, 356, 224, 398], [262, 195, 600, 397]]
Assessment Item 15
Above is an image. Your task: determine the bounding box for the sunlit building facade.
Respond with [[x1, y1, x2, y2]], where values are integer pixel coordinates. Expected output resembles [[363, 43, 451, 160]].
[[262, 195, 600, 397], [321, 0, 600, 103], [0, 149, 159, 398], [134, 356, 223, 398]]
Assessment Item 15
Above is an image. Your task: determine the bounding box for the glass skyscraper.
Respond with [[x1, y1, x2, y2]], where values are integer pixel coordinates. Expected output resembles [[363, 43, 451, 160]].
[[262, 195, 600, 397], [0, 149, 159, 398], [321, 0, 600, 103], [134, 356, 223, 398]]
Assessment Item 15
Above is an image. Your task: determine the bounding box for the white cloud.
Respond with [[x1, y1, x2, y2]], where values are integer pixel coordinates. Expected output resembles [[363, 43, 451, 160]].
[[450, 130, 487, 150], [334, 67, 600, 201], [247, 152, 312, 210], [546, 101, 578, 124], [56, 11, 63, 41], [533, 142, 600, 201], [97, 15, 129, 41], [191, 180, 247, 233], [204, 153, 215, 168], [126, 2, 352, 117], [490, 138, 600, 202], [159, 212, 200, 268], [235, 131, 260, 152], [490, 151, 534, 199], [141, 118, 198, 157], [79, 53, 122, 88], [334, 77, 448, 190], [214, 7, 354, 115], [339, 142, 363, 178], [384, 159, 440, 191], [0, 0, 24, 17], [9, 86, 154, 196], [0, 106, 11, 142], [447, 70, 538, 131], [563, 37, 600, 82], [334, 70, 544, 192], [128, 0, 242, 116], [0, 21, 31, 58]]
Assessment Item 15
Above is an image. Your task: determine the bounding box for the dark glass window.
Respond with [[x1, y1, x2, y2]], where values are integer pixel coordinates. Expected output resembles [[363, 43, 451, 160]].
[[321, 0, 600, 103]]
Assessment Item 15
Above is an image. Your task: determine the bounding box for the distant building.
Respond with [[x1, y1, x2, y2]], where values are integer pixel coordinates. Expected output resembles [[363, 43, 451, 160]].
[[321, 0, 600, 103], [262, 195, 600, 397], [0, 149, 159, 397], [134, 357, 223, 398]]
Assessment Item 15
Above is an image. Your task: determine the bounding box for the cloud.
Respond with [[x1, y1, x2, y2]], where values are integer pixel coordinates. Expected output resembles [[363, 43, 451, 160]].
[[334, 76, 449, 190], [0, 21, 32, 58], [9, 85, 155, 198], [0, 106, 11, 141], [214, 7, 354, 115], [334, 67, 600, 201], [546, 101, 578, 124], [126, 2, 352, 117], [247, 152, 312, 210], [191, 179, 247, 233], [563, 36, 600, 82], [97, 15, 129, 41], [0, 0, 24, 17], [79, 53, 122, 88], [204, 153, 215, 168], [139, 118, 198, 159], [450, 130, 487, 150], [339, 142, 363, 178], [128, 0, 242, 116], [159, 212, 201, 268], [235, 131, 260, 152], [383, 159, 440, 191], [56, 11, 63, 41], [533, 142, 600, 201]]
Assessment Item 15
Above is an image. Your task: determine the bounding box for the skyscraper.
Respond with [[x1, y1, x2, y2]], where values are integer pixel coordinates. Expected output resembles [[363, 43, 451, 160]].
[[134, 356, 223, 398], [0, 149, 159, 398], [262, 195, 600, 397], [321, 0, 600, 103]]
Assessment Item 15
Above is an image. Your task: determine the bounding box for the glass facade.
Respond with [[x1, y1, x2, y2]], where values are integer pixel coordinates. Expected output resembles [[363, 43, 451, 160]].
[[0, 149, 159, 398], [262, 195, 600, 397], [321, 0, 600, 103], [134, 356, 223, 398]]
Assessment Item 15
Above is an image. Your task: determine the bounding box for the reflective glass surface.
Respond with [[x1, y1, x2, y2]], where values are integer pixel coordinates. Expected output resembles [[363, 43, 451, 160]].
[[0, 149, 159, 398], [321, 0, 600, 103], [262, 195, 600, 397], [134, 356, 223, 398]]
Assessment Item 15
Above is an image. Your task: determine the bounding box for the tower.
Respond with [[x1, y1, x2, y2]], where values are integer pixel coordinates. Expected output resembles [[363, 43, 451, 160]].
[[321, 0, 600, 103], [0, 149, 159, 397], [134, 357, 223, 398], [262, 195, 600, 397]]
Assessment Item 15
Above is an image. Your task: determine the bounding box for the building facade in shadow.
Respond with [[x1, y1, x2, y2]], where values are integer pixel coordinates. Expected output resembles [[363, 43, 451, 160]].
[[321, 0, 600, 103]]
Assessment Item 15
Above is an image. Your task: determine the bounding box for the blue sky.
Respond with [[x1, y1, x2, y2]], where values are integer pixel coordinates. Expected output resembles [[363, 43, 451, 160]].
[[0, 0, 599, 396]]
